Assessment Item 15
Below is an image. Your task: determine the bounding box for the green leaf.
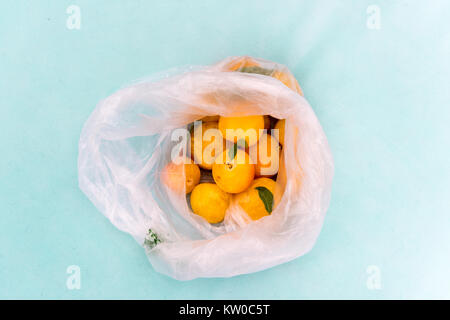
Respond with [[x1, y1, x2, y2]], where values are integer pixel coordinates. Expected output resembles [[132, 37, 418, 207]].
[[236, 138, 248, 149], [228, 142, 238, 160], [144, 229, 162, 249], [239, 66, 273, 76], [255, 186, 274, 214], [227, 139, 248, 161]]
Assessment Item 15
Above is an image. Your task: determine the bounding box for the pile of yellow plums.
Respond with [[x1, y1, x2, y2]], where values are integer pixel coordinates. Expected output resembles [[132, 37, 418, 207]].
[[161, 115, 286, 224]]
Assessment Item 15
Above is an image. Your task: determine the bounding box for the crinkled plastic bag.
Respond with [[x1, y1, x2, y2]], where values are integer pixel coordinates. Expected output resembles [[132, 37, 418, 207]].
[[78, 56, 334, 280]]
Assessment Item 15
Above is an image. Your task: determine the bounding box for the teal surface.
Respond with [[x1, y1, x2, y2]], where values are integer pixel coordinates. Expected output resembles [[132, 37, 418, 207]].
[[1, 0, 449, 299]]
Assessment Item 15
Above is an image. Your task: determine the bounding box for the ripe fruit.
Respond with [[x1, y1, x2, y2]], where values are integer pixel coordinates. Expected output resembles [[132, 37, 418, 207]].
[[190, 121, 224, 170], [190, 183, 231, 223], [226, 57, 303, 95], [212, 148, 255, 194], [249, 133, 280, 177], [274, 119, 285, 146], [235, 177, 276, 221], [160, 158, 200, 194], [218, 115, 265, 147], [225, 56, 259, 71], [271, 70, 303, 95]]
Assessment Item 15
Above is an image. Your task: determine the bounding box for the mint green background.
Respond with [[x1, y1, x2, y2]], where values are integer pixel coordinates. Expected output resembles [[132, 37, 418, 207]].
[[1, 1, 449, 299]]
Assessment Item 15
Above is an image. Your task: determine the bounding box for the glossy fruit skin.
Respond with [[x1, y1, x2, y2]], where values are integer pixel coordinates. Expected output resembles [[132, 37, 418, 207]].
[[218, 115, 265, 147], [212, 149, 255, 194], [161, 159, 200, 194], [250, 133, 280, 177], [235, 177, 276, 221], [190, 183, 231, 223], [190, 121, 224, 170], [274, 119, 285, 147]]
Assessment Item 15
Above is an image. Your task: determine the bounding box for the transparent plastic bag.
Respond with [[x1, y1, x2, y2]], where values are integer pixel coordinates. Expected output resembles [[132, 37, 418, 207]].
[[78, 56, 334, 280]]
